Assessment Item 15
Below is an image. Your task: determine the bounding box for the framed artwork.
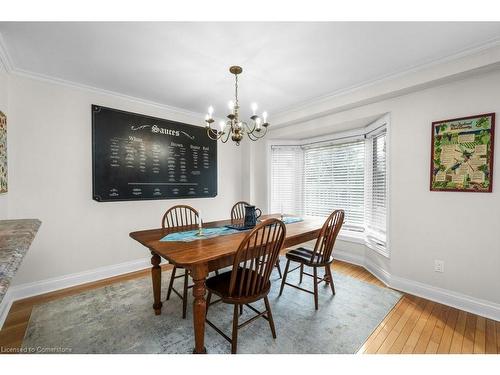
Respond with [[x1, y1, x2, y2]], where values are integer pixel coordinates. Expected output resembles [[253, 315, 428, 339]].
[[0, 111, 6, 194], [430, 113, 495, 192]]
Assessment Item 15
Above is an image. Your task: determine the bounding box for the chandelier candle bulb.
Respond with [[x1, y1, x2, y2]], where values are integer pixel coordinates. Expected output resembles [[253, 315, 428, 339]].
[[256, 118, 262, 131], [228, 100, 234, 111], [208, 106, 214, 116], [263, 111, 268, 123]]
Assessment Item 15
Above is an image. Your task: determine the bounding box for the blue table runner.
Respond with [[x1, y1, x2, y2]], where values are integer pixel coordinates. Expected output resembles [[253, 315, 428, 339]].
[[160, 227, 239, 242], [160, 217, 303, 242], [281, 216, 303, 225]]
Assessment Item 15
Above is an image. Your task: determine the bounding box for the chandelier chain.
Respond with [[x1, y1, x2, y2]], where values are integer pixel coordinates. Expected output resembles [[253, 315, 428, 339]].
[[235, 73, 239, 108]]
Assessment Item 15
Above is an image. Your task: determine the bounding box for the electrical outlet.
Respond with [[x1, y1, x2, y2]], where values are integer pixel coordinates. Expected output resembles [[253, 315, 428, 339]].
[[434, 260, 444, 273]]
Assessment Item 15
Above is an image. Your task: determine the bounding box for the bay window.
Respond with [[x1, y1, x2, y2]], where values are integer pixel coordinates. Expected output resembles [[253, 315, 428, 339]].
[[270, 123, 388, 255]]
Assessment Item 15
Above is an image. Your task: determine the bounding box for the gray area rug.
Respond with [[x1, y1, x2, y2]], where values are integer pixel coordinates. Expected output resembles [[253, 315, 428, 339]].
[[23, 264, 402, 354]]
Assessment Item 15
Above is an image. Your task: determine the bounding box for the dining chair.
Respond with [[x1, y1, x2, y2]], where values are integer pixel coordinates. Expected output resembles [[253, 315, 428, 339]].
[[230, 201, 250, 221], [230, 201, 283, 278], [278, 210, 344, 310], [162, 205, 201, 319], [205, 218, 286, 354]]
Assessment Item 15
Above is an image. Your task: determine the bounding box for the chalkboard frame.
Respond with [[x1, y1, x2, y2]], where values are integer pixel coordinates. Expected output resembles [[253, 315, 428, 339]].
[[92, 105, 218, 202]]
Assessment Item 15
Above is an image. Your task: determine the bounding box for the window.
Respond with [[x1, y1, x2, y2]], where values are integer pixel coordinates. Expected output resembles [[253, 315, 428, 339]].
[[365, 130, 387, 250], [269, 122, 388, 254], [303, 141, 365, 231], [270, 146, 303, 216]]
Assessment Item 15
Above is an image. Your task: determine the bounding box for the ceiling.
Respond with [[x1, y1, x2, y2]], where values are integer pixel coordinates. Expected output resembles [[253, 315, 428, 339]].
[[1, 22, 500, 120]]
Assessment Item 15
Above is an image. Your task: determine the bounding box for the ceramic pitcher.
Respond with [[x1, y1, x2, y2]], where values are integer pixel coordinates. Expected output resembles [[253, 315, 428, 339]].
[[244, 205, 262, 227]]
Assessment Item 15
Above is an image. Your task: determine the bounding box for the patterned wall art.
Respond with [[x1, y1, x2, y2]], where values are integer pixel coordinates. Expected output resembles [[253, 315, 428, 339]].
[[430, 113, 495, 192], [0, 111, 7, 194]]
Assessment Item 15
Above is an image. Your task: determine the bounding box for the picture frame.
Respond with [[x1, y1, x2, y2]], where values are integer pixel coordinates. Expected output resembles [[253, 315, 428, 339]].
[[430, 113, 495, 192]]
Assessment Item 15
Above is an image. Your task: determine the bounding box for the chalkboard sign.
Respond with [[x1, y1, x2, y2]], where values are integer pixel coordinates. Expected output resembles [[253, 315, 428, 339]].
[[92, 105, 217, 202]]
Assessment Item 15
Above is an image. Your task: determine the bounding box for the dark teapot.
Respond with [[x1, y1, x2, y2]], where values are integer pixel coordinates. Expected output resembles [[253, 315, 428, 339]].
[[244, 205, 262, 227]]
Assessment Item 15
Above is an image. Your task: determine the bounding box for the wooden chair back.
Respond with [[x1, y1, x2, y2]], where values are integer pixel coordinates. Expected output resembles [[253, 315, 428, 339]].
[[310, 210, 344, 264], [162, 205, 199, 229], [228, 218, 286, 298], [231, 201, 250, 221]]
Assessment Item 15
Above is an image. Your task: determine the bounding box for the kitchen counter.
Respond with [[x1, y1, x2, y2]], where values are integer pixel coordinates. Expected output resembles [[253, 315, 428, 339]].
[[0, 219, 41, 305]]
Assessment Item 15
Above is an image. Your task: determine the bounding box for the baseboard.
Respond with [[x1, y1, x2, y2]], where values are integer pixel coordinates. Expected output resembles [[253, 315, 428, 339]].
[[334, 249, 500, 321], [305, 246, 500, 321], [0, 291, 14, 331], [0, 257, 153, 329], [389, 273, 500, 322], [363, 257, 500, 322], [333, 248, 365, 268], [364, 258, 392, 287]]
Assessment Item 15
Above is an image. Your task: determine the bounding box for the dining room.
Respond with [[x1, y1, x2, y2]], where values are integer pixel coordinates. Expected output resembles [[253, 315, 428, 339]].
[[0, 1, 500, 372]]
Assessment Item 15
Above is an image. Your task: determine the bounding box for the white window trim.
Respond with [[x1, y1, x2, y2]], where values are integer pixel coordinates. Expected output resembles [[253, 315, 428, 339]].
[[364, 114, 390, 258], [267, 114, 391, 258]]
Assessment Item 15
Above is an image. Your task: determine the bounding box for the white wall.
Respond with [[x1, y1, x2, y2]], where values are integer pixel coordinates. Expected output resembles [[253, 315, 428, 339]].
[[0, 64, 7, 218], [251, 69, 500, 306], [6, 74, 244, 285]]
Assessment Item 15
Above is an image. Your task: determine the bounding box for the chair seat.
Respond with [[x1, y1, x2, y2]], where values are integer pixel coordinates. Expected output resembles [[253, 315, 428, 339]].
[[206, 269, 271, 304], [285, 247, 333, 266]]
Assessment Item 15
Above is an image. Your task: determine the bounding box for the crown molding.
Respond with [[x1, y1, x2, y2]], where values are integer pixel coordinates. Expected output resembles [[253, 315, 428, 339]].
[[11, 68, 206, 120], [0, 32, 205, 121], [271, 37, 500, 128]]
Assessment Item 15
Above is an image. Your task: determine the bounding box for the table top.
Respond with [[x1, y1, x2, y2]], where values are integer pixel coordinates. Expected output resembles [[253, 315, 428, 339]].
[[130, 214, 324, 267], [0, 219, 41, 305]]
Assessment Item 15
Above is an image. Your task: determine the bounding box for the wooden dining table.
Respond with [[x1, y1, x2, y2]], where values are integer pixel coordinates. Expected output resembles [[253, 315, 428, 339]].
[[129, 214, 325, 354]]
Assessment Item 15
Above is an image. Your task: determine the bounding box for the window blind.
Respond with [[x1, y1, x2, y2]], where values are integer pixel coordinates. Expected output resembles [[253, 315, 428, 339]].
[[303, 140, 365, 231], [269, 123, 388, 254], [270, 146, 303, 216], [365, 130, 387, 250]]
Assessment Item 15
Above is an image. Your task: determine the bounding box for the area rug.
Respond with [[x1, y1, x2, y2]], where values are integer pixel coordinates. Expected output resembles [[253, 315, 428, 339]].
[[22, 265, 402, 354]]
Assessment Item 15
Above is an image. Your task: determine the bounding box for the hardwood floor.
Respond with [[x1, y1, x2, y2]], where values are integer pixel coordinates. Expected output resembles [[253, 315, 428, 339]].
[[357, 286, 499, 353], [0, 259, 498, 354]]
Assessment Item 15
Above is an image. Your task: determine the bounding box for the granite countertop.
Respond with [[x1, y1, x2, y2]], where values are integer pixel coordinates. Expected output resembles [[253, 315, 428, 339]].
[[0, 219, 41, 305]]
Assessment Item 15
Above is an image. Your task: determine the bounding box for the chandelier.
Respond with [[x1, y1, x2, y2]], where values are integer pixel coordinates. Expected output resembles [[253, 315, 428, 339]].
[[204, 66, 269, 145]]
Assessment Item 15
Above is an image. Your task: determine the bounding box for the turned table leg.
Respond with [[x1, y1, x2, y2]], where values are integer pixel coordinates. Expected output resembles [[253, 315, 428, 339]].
[[151, 251, 163, 315], [324, 265, 332, 285], [191, 263, 208, 354]]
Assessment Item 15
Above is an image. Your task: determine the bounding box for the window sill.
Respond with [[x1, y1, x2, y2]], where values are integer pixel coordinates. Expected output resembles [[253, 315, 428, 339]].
[[337, 230, 391, 259], [337, 230, 365, 245]]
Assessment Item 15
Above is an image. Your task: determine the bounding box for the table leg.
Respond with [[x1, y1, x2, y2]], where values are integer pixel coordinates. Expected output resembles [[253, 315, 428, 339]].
[[191, 263, 208, 354], [324, 265, 331, 285], [151, 251, 163, 315]]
